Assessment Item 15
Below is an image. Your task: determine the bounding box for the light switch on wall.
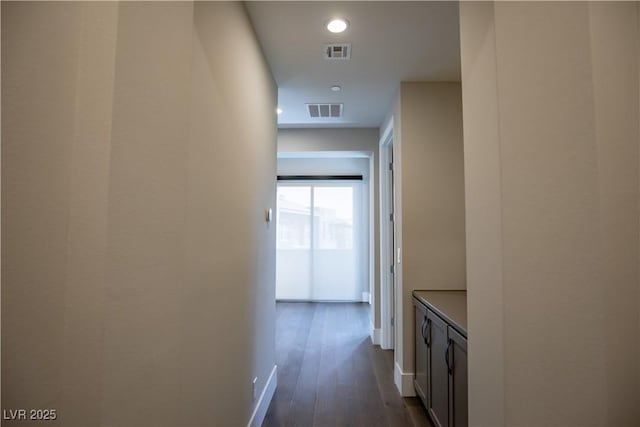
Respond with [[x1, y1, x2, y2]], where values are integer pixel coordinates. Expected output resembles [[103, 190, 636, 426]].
[[265, 208, 273, 222]]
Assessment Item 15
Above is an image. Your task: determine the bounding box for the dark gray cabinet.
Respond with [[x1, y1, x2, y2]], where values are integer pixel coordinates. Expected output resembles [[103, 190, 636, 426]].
[[414, 293, 467, 427], [448, 327, 467, 427], [428, 309, 449, 427]]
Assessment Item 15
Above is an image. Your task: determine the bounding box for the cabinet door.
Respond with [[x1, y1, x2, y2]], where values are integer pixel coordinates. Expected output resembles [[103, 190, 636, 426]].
[[448, 327, 468, 427], [414, 302, 428, 404], [427, 310, 448, 427]]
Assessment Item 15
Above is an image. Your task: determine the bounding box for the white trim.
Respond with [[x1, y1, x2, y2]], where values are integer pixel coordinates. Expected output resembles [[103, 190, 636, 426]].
[[379, 118, 395, 350], [394, 361, 416, 397], [380, 117, 394, 147], [370, 321, 381, 345], [367, 153, 375, 338], [362, 291, 371, 303], [247, 365, 278, 427]]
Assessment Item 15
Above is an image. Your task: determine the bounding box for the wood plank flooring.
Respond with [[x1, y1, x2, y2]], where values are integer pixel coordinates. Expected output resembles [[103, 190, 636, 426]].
[[263, 302, 432, 427]]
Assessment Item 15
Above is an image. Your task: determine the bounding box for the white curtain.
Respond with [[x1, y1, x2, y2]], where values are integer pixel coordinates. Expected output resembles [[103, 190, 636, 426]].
[[276, 181, 366, 301]]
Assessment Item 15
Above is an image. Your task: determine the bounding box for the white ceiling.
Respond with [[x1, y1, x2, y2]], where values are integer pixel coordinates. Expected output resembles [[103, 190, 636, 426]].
[[245, 1, 461, 129]]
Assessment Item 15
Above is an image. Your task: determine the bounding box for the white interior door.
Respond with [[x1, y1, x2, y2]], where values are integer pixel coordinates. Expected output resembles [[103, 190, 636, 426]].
[[276, 181, 364, 301]]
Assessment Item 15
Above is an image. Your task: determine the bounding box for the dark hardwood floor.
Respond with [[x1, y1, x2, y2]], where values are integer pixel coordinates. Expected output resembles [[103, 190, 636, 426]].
[[263, 302, 432, 427]]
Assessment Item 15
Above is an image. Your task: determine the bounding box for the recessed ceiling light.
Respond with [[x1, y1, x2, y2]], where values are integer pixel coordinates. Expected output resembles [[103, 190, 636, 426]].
[[276, 107, 283, 115], [326, 18, 349, 33], [330, 85, 342, 92]]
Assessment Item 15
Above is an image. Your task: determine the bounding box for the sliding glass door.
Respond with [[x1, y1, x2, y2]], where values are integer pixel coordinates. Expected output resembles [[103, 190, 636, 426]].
[[276, 181, 365, 301], [275, 186, 312, 300]]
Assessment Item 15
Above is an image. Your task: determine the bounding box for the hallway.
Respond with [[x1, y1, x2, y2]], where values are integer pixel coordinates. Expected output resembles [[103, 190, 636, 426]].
[[263, 302, 431, 427]]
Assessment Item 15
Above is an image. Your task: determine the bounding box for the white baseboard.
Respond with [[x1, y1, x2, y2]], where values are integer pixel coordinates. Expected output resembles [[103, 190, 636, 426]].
[[247, 365, 277, 427], [394, 361, 416, 397], [362, 291, 370, 303], [370, 323, 381, 345]]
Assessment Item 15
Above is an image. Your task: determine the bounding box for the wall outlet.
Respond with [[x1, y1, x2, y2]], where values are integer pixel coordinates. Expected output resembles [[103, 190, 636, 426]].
[[252, 377, 258, 401]]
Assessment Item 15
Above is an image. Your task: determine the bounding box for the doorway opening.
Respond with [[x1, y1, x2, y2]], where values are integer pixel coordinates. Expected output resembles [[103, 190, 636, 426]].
[[275, 152, 374, 302]]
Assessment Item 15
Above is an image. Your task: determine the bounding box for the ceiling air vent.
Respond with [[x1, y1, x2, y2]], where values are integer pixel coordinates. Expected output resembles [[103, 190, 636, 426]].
[[324, 43, 351, 60], [307, 103, 343, 118]]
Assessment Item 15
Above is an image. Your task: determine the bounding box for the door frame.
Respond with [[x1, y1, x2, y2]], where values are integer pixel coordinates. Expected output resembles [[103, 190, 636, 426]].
[[379, 119, 395, 349]]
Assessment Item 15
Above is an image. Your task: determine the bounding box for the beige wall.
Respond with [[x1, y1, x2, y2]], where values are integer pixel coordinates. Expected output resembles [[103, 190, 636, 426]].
[[278, 128, 381, 329], [278, 128, 379, 153], [383, 82, 466, 382], [2, 2, 277, 426], [460, 2, 640, 425], [458, 2, 505, 424]]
